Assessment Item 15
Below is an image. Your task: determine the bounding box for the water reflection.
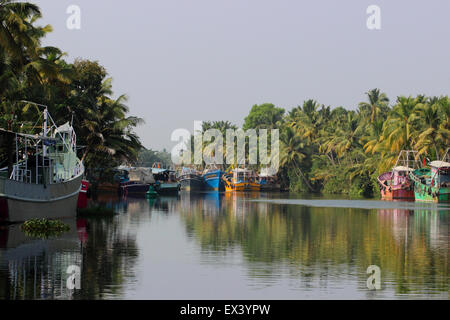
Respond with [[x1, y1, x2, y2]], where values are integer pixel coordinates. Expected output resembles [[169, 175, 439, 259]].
[[0, 193, 448, 299], [0, 220, 81, 299], [0, 209, 139, 299], [177, 193, 449, 298]]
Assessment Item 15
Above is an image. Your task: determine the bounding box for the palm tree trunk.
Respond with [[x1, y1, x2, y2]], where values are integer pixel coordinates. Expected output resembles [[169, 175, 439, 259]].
[[434, 144, 440, 160], [293, 160, 316, 192]]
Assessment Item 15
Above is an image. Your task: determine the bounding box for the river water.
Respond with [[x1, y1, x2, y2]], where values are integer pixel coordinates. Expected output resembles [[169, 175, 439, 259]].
[[0, 192, 448, 300]]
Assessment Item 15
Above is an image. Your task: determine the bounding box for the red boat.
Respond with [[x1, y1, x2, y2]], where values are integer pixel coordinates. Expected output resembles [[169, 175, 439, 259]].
[[377, 150, 420, 201], [378, 167, 414, 200]]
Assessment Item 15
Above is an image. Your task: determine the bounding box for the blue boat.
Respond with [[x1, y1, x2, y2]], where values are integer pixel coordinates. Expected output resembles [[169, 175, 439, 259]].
[[202, 169, 224, 191]]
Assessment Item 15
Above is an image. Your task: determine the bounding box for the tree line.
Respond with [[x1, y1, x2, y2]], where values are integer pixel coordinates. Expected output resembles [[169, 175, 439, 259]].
[[0, 0, 145, 181], [196, 91, 449, 197], [242, 91, 449, 196]]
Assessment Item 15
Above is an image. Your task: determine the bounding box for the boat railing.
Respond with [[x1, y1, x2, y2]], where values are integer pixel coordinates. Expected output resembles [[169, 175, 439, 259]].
[[10, 166, 32, 184], [9, 157, 84, 184]]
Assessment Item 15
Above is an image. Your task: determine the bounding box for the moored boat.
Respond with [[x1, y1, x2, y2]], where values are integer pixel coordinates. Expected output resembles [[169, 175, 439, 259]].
[[152, 163, 180, 195], [223, 168, 260, 192], [120, 167, 155, 197], [202, 166, 224, 191], [409, 156, 450, 203], [377, 150, 419, 201], [178, 167, 203, 192], [0, 106, 84, 222], [258, 168, 280, 192]]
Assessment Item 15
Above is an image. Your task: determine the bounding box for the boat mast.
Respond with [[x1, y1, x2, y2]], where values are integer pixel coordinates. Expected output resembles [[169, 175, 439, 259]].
[[43, 106, 48, 157]]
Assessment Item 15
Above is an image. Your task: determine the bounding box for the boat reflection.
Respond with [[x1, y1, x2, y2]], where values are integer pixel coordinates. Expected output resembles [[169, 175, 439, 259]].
[[0, 210, 140, 299], [0, 219, 81, 299], [175, 195, 449, 296]]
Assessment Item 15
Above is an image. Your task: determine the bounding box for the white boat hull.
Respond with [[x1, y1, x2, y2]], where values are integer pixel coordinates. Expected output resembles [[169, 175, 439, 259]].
[[0, 175, 82, 222]]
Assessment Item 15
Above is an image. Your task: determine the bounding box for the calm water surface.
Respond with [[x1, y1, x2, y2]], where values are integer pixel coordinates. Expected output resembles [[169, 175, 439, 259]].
[[0, 192, 448, 300]]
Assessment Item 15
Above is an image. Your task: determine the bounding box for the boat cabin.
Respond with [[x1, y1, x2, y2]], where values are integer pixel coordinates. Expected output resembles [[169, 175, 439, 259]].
[[429, 161, 450, 188]]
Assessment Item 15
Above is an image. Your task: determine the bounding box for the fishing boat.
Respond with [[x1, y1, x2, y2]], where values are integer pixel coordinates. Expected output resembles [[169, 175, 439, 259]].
[[119, 167, 155, 197], [258, 168, 280, 191], [152, 163, 180, 195], [0, 106, 84, 222], [409, 149, 450, 203], [223, 168, 260, 192], [377, 150, 419, 200], [202, 165, 224, 191], [178, 167, 203, 192]]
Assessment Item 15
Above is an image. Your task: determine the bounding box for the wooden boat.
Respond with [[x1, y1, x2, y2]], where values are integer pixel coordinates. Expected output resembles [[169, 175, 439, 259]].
[[223, 168, 260, 192], [0, 106, 84, 222], [258, 168, 280, 191], [202, 166, 224, 191], [152, 163, 180, 195], [409, 149, 450, 203], [178, 167, 203, 192], [120, 167, 155, 197], [377, 150, 419, 200]]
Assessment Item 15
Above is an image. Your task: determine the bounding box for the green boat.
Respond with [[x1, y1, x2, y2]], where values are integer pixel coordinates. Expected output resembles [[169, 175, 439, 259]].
[[151, 163, 180, 195], [146, 185, 158, 198], [409, 160, 450, 203]]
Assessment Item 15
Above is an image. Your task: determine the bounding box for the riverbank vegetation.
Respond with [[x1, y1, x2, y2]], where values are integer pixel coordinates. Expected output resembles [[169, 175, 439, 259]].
[[194, 92, 448, 197], [0, 1, 143, 181], [241, 92, 449, 197]]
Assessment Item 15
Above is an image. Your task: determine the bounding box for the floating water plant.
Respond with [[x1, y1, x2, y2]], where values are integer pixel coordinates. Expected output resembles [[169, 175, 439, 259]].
[[21, 218, 70, 238]]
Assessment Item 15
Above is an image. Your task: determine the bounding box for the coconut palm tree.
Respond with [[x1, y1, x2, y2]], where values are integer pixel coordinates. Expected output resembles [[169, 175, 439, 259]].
[[0, 0, 41, 68], [279, 126, 315, 191], [81, 94, 143, 169], [414, 98, 443, 159], [371, 96, 420, 171], [358, 88, 389, 124]]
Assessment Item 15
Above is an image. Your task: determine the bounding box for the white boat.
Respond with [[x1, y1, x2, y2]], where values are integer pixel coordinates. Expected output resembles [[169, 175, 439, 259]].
[[0, 106, 84, 222]]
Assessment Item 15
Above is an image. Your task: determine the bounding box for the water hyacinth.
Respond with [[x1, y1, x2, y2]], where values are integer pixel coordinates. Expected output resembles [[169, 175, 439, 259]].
[[21, 218, 70, 239]]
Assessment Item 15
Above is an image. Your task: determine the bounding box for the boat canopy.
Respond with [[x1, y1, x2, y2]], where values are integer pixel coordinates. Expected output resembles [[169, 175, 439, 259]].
[[55, 122, 73, 133], [234, 168, 253, 173], [429, 161, 450, 168], [128, 167, 155, 184], [259, 167, 276, 177], [392, 166, 414, 172], [151, 167, 173, 174]]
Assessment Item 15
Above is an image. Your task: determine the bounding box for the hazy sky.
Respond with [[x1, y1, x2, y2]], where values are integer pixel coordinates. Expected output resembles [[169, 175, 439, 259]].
[[35, 0, 450, 150]]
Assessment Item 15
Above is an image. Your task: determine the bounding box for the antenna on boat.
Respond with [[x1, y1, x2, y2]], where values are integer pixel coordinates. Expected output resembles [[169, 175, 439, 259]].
[[20, 100, 50, 155], [43, 106, 48, 157], [394, 150, 421, 170]]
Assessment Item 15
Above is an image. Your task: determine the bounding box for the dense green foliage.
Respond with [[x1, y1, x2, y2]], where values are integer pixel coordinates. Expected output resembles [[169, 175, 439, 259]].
[[244, 92, 449, 197], [0, 1, 143, 176]]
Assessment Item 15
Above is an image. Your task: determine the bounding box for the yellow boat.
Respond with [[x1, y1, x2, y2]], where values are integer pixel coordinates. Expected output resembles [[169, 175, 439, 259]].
[[223, 168, 260, 192]]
